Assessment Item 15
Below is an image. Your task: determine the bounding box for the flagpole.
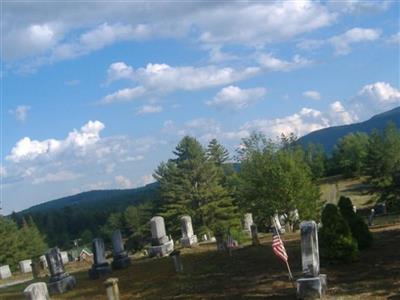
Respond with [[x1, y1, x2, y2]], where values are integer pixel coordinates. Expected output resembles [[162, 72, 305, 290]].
[[272, 216, 296, 286]]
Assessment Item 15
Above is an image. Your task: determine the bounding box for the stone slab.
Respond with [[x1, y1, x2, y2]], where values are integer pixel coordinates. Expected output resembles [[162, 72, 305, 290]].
[[111, 256, 131, 270], [296, 274, 327, 299], [47, 274, 76, 294], [88, 263, 112, 279], [148, 239, 174, 257], [0, 265, 12, 279], [181, 235, 198, 247]]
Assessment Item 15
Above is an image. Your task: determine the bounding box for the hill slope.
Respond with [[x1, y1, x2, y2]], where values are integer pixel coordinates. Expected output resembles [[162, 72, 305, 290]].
[[298, 106, 400, 153]]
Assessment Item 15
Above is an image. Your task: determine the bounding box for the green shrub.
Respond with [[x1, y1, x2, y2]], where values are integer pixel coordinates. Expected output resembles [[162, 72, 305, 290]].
[[229, 227, 249, 245], [319, 203, 359, 262], [338, 196, 373, 250]]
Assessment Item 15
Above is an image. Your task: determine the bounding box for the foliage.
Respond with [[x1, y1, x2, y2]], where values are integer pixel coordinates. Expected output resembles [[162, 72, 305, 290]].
[[304, 143, 326, 179], [337, 196, 373, 250], [154, 136, 240, 237], [332, 132, 369, 178], [237, 132, 321, 229], [319, 204, 359, 262]]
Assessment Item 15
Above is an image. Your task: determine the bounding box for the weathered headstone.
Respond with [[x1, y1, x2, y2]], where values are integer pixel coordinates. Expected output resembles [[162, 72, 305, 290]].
[[250, 224, 260, 246], [45, 247, 76, 294], [104, 278, 120, 300], [170, 250, 183, 273], [353, 205, 357, 213], [111, 230, 131, 269], [19, 260, 32, 273], [180, 215, 198, 247], [202, 234, 208, 241], [0, 265, 12, 279], [89, 238, 112, 279], [60, 252, 69, 265], [39, 255, 48, 269], [31, 259, 42, 279], [242, 213, 253, 235], [148, 216, 174, 257], [24, 282, 50, 300], [273, 214, 285, 234], [296, 221, 327, 299]]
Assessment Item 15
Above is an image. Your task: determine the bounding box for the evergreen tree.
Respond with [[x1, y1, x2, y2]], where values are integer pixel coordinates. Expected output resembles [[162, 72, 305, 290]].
[[207, 138, 229, 166], [19, 216, 48, 259], [319, 204, 359, 262], [154, 136, 239, 236], [337, 196, 372, 250], [304, 143, 326, 179], [0, 217, 25, 269]]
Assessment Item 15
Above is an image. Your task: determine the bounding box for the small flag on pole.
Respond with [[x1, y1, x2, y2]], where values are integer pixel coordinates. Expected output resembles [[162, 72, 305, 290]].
[[272, 227, 288, 262]]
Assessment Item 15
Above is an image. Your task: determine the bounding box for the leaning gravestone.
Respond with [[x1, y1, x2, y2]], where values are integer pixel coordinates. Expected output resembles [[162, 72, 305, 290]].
[[111, 230, 131, 269], [19, 259, 32, 273], [24, 282, 50, 300], [180, 215, 198, 247], [296, 221, 327, 299], [0, 265, 12, 279], [242, 213, 253, 235], [89, 238, 112, 279], [148, 216, 174, 257], [45, 247, 76, 294]]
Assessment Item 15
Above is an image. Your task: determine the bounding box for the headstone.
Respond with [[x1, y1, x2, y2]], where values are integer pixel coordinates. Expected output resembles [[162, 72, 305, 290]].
[[353, 205, 357, 213], [148, 216, 174, 257], [202, 234, 208, 241], [296, 221, 327, 299], [104, 277, 120, 300], [209, 236, 216, 242], [19, 260, 32, 273], [45, 247, 76, 294], [273, 214, 285, 234], [0, 265, 12, 279], [39, 255, 48, 269], [170, 250, 183, 273], [31, 260, 42, 279], [180, 215, 198, 247], [250, 224, 260, 246], [111, 230, 131, 269], [242, 213, 253, 235], [89, 238, 112, 279], [24, 282, 50, 300], [60, 252, 69, 265], [368, 208, 375, 226]]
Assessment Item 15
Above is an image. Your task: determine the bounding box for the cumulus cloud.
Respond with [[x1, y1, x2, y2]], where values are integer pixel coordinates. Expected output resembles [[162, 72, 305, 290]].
[[350, 82, 400, 119], [329, 101, 357, 125], [303, 90, 321, 100], [258, 54, 312, 72], [99, 87, 145, 104], [33, 171, 82, 185], [327, 0, 392, 14], [7, 120, 104, 162], [115, 175, 134, 189], [9, 105, 31, 122], [137, 105, 163, 115], [329, 27, 381, 55], [206, 85, 266, 110], [387, 32, 400, 45], [106, 61, 134, 84]]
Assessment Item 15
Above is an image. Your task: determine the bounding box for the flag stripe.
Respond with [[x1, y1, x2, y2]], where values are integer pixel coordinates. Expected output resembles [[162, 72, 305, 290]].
[[272, 227, 288, 263]]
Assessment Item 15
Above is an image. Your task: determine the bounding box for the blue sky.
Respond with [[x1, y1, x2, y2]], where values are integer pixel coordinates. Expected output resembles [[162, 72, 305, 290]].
[[1, 0, 399, 214]]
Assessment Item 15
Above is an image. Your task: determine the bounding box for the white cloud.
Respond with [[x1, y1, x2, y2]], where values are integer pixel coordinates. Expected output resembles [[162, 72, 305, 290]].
[[9, 105, 31, 122], [100, 86, 145, 104], [329, 101, 356, 125], [303, 90, 321, 100], [7, 120, 104, 162], [140, 174, 155, 186], [206, 85, 266, 110], [33, 171, 82, 185], [115, 175, 134, 189], [0, 166, 7, 177], [296, 39, 325, 51], [258, 54, 312, 72], [350, 82, 400, 119], [327, 0, 392, 14], [106, 61, 134, 84], [137, 105, 163, 115], [329, 27, 381, 55], [387, 32, 400, 45], [241, 107, 330, 138]]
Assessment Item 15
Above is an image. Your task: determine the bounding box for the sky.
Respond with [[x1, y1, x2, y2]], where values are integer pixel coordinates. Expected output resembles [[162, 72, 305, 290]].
[[1, 0, 399, 214]]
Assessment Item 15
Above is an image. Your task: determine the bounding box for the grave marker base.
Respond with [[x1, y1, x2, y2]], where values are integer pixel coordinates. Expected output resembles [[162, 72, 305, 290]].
[[296, 274, 327, 299]]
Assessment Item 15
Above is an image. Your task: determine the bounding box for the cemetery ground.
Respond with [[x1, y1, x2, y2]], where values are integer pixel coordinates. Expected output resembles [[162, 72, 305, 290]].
[[1, 224, 399, 299]]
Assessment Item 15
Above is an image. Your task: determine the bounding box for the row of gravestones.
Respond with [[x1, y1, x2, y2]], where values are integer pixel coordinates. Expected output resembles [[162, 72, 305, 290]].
[[0, 252, 69, 281]]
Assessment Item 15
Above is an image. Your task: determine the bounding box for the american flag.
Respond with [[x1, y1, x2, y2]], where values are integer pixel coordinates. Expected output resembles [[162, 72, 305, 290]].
[[226, 234, 235, 249], [272, 227, 288, 262]]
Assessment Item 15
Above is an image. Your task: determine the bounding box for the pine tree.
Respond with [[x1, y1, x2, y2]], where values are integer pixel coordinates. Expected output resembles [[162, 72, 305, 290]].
[[154, 136, 240, 236], [0, 217, 25, 269], [19, 216, 48, 259], [207, 139, 229, 166]]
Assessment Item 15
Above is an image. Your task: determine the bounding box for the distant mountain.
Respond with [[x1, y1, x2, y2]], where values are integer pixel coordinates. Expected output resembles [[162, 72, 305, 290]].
[[19, 182, 159, 214], [298, 106, 400, 153]]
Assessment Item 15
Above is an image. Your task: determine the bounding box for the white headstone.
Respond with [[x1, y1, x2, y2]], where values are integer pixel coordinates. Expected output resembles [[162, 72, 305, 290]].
[[24, 282, 50, 300], [19, 259, 32, 273], [242, 213, 253, 232], [0, 265, 12, 279], [180, 215, 198, 247], [150, 216, 169, 246], [39, 255, 47, 268], [60, 251, 69, 264]]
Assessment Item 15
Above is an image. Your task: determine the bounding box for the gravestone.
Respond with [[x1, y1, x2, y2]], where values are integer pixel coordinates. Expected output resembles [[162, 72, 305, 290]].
[[89, 238, 112, 279], [111, 230, 131, 269], [45, 247, 76, 294], [148, 216, 174, 257], [202, 234, 208, 241], [368, 209, 375, 226], [273, 214, 285, 234], [104, 277, 120, 300], [39, 255, 48, 269], [296, 221, 327, 299], [23, 282, 50, 300], [242, 213, 253, 235], [353, 205, 357, 213], [0, 265, 12, 279], [180, 215, 198, 247], [19, 260, 32, 273], [250, 224, 260, 246], [60, 252, 69, 265], [170, 250, 183, 273]]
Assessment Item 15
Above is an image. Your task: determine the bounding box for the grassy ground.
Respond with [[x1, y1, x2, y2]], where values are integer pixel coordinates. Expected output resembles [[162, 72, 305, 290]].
[[1, 224, 399, 300]]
